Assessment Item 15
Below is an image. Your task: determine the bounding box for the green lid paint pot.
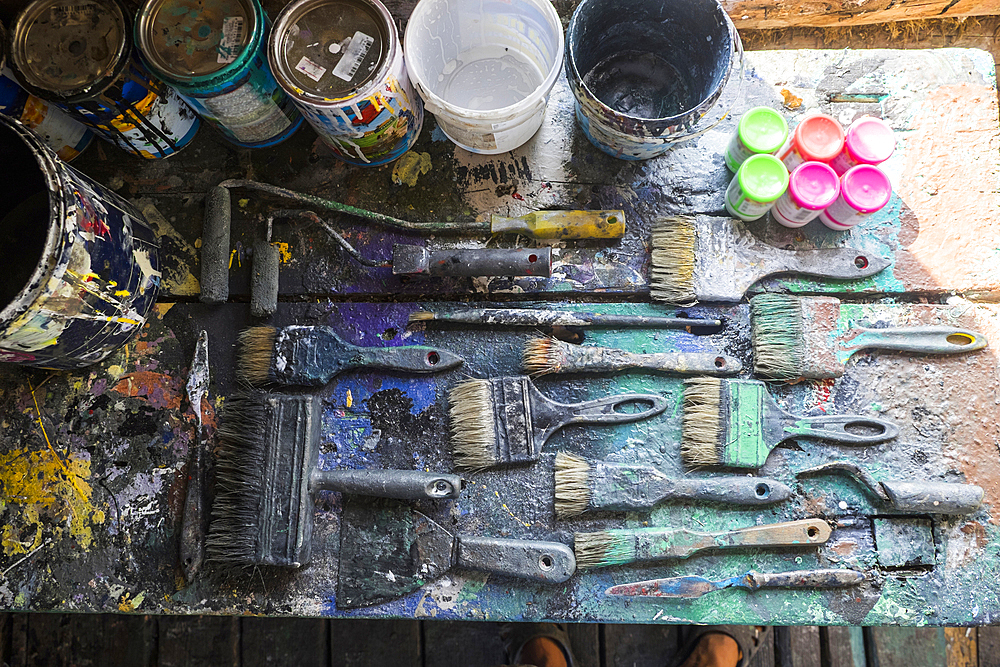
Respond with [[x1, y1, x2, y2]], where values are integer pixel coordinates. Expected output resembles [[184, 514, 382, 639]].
[[819, 164, 892, 230], [830, 116, 895, 176], [724, 106, 788, 171], [771, 161, 840, 228], [777, 113, 844, 171], [725, 153, 789, 222]]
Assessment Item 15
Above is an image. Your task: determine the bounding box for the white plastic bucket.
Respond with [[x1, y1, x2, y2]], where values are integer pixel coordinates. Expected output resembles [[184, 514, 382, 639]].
[[403, 0, 564, 154]]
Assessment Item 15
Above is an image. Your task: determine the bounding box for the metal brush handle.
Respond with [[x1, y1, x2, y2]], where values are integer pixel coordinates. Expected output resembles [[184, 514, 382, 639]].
[[456, 537, 576, 582], [839, 326, 988, 354], [561, 394, 670, 426], [781, 415, 899, 445], [763, 247, 889, 280], [310, 470, 464, 499]]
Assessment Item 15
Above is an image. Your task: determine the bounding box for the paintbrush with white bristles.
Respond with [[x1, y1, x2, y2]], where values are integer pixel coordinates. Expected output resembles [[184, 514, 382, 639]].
[[522, 336, 741, 377]]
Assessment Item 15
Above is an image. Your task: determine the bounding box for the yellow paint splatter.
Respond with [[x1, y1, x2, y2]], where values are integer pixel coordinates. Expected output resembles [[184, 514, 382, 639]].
[[114, 290, 131, 298], [494, 490, 532, 528], [346, 389, 353, 408], [392, 151, 433, 186], [238, 198, 249, 208], [229, 248, 241, 269], [274, 241, 292, 264], [107, 364, 126, 380]]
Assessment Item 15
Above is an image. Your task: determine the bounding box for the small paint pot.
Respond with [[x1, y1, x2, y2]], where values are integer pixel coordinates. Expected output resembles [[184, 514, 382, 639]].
[[725, 106, 788, 172], [269, 0, 423, 166], [830, 116, 895, 176], [771, 161, 840, 228], [777, 113, 844, 171], [8, 0, 200, 159], [725, 153, 789, 222], [0, 114, 161, 369], [819, 164, 892, 230], [136, 0, 303, 148]]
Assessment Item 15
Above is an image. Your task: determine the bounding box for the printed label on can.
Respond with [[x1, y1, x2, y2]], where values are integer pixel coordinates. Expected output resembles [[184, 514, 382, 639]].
[[778, 138, 805, 172], [772, 192, 819, 226], [217, 17, 245, 65], [725, 177, 773, 221], [332, 31, 375, 81], [829, 149, 857, 175], [820, 196, 869, 229], [53, 2, 99, 26], [295, 56, 327, 83], [725, 133, 754, 172], [199, 82, 292, 144]]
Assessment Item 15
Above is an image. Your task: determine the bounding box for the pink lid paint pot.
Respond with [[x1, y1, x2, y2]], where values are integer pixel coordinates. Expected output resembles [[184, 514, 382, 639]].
[[771, 161, 840, 228], [830, 116, 895, 176], [819, 164, 892, 230], [777, 113, 844, 171]]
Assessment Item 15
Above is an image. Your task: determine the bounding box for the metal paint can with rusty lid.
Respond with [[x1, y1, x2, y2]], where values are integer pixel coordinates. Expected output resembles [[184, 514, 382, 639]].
[[268, 0, 423, 166], [135, 0, 303, 147], [8, 0, 200, 159]]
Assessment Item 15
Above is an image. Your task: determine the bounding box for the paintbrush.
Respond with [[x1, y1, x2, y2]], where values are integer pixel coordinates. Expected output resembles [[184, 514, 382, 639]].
[[409, 308, 721, 329], [206, 392, 465, 567], [681, 377, 899, 468], [573, 518, 831, 569], [750, 294, 988, 380], [553, 452, 791, 518], [606, 569, 865, 598], [237, 325, 464, 387], [648, 215, 889, 303], [523, 337, 741, 377], [448, 376, 668, 470]]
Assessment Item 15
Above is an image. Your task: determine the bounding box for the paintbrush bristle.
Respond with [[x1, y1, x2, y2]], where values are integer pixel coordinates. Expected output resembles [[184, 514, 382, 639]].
[[522, 336, 566, 376], [449, 378, 498, 470], [408, 310, 435, 323], [236, 326, 277, 386], [574, 531, 636, 569], [650, 216, 697, 303], [554, 452, 591, 518], [681, 377, 723, 466], [750, 294, 805, 380]]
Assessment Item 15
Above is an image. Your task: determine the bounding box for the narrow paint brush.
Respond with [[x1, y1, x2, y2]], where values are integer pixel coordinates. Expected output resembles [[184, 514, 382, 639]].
[[553, 452, 791, 518], [448, 376, 668, 470], [409, 308, 721, 329], [681, 377, 899, 468], [237, 325, 464, 387], [523, 336, 741, 377], [649, 215, 889, 303], [750, 294, 988, 380], [606, 569, 865, 598], [573, 518, 831, 569]]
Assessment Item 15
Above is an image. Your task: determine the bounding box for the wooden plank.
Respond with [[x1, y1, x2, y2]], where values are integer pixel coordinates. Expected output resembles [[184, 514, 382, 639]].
[[748, 628, 775, 667], [819, 626, 865, 667], [242, 617, 328, 667], [791, 627, 822, 667], [8, 614, 26, 667], [18, 614, 155, 667], [330, 619, 419, 667], [566, 624, 600, 667], [977, 627, 1000, 667], [866, 627, 947, 667], [603, 624, 679, 667], [423, 621, 502, 667], [945, 627, 976, 667], [0, 613, 10, 667], [157, 616, 238, 667], [722, 0, 1000, 30]]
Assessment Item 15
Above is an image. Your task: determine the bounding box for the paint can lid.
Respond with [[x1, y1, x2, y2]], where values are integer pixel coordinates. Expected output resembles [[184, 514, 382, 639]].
[[787, 161, 840, 210], [793, 113, 844, 162], [844, 116, 895, 165], [737, 154, 789, 203], [840, 164, 892, 213], [270, 0, 391, 101], [10, 0, 129, 98], [737, 106, 788, 154], [136, 0, 257, 81]]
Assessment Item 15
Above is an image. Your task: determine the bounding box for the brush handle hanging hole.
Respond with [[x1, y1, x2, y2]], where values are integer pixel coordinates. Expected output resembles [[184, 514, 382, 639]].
[[755, 483, 771, 499], [529, 254, 538, 263], [947, 333, 976, 346], [854, 256, 869, 269], [539, 554, 554, 570], [807, 526, 820, 538], [613, 398, 656, 414], [714, 357, 726, 368], [427, 351, 441, 365]]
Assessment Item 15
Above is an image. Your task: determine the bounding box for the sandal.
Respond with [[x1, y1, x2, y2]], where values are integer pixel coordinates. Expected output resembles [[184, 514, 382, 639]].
[[500, 622, 577, 667], [669, 625, 772, 667]]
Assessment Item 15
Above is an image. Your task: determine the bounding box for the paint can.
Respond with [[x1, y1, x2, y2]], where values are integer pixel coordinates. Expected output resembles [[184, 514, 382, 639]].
[[0, 20, 94, 162], [830, 116, 895, 176], [771, 161, 840, 228], [724, 106, 787, 172], [8, 0, 200, 159], [268, 0, 423, 166], [0, 113, 161, 369], [777, 113, 844, 171], [565, 0, 742, 160], [724, 153, 788, 222], [135, 0, 304, 148], [818, 164, 892, 231], [403, 0, 564, 154]]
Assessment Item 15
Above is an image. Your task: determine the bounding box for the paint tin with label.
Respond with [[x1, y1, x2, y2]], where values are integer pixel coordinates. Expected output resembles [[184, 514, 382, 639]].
[[136, 0, 303, 148], [725, 106, 787, 172], [724, 153, 789, 222], [269, 0, 423, 166], [777, 113, 844, 171], [771, 161, 840, 228], [0, 113, 161, 369], [8, 0, 200, 159], [830, 116, 895, 176], [819, 164, 892, 231]]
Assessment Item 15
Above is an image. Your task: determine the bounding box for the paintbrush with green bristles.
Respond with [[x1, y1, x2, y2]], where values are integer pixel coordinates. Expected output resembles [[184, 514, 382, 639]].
[[681, 377, 898, 469]]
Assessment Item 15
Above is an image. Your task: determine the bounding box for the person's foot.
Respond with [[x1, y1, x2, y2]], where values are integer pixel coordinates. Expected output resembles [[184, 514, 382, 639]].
[[500, 622, 575, 667], [670, 625, 770, 667], [676, 633, 741, 667]]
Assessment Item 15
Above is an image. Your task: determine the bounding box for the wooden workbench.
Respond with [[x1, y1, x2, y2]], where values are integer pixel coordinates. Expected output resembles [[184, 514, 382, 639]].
[[0, 34, 998, 626]]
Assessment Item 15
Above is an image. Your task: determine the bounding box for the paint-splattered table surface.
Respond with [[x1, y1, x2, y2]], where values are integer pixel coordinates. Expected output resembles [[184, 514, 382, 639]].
[[1, 41, 999, 626]]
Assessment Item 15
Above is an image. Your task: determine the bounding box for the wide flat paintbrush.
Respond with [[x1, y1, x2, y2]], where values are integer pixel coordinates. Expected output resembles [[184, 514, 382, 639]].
[[448, 376, 668, 470], [574, 518, 831, 569], [553, 452, 791, 518], [649, 215, 889, 303], [409, 308, 721, 329], [750, 294, 988, 380], [606, 569, 865, 598], [681, 377, 898, 468], [523, 337, 741, 377], [237, 325, 464, 386]]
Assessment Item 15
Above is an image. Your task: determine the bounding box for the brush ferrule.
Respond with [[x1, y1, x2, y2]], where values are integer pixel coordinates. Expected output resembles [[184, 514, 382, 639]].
[[720, 380, 769, 468], [589, 463, 671, 512]]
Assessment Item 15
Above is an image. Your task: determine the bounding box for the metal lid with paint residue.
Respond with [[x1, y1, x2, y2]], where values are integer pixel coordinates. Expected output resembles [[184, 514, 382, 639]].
[[136, 0, 258, 81], [10, 0, 130, 99], [270, 0, 392, 103]]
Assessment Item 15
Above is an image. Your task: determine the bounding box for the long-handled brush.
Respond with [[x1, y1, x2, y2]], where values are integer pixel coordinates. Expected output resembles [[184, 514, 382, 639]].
[[523, 337, 741, 376], [681, 377, 898, 468]]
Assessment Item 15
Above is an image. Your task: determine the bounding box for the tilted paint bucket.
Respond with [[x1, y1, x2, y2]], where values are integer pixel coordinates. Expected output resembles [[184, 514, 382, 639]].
[[566, 0, 742, 160], [0, 114, 162, 369], [403, 0, 564, 154]]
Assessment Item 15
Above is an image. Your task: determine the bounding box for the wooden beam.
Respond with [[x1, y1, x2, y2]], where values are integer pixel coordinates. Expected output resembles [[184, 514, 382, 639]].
[[724, 0, 1000, 30]]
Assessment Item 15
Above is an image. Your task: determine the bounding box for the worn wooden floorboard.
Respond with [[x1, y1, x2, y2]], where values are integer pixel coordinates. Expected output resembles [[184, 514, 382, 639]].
[[566, 624, 601, 667], [976, 627, 1000, 667], [157, 616, 239, 667], [4, 613, 157, 667], [865, 627, 948, 667], [329, 619, 419, 667], [819, 626, 865, 667], [422, 620, 506, 667], [603, 624, 680, 667], [775, 626, 822, 667], [242, 617, 329, 667]]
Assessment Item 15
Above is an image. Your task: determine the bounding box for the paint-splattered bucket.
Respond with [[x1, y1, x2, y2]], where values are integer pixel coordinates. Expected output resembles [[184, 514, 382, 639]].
[[565, 0, 743, 160], [268, 0, 423, 166], [135, 0, 304, 148], [0, 113, 161, 369], [8, 0, 200, 159]]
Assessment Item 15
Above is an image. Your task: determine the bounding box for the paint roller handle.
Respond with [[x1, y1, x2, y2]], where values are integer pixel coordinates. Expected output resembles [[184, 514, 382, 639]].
[[781, 414, 899, 445], [310, 470, 464, 500], [200, 186, 231, 304], [456, 537, 576, 582], [490, 210, 626, 239], [841, 326, 988, 355]]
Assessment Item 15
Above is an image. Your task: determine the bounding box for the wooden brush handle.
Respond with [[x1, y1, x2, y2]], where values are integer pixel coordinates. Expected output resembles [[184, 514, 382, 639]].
[[749, 569, 865, 590], [553, 347, 741, 375]]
